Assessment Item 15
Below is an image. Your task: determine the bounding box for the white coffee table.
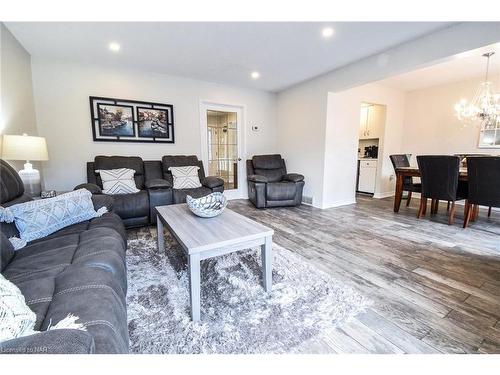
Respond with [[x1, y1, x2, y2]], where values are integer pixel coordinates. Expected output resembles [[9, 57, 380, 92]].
[[156, 204, 274, 321]]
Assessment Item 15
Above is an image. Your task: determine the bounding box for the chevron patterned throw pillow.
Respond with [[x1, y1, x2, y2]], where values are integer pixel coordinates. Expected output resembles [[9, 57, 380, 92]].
[[96, 168, 140, 195], [168, 166, 202, 189]]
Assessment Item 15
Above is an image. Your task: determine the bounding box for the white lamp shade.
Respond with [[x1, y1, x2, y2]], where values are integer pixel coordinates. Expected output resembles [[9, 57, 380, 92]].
[[1, 134, 49, 161]]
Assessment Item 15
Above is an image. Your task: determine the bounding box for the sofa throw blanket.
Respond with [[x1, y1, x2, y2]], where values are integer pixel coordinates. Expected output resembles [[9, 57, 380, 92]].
[[96, 168, 140, 194], [0, 189, 107, 247], [0, 273, 85, 343], [168, 166, 202, 189]]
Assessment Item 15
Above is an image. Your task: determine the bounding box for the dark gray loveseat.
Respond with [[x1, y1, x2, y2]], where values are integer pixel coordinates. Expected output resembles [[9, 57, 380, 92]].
[[0, 159, 129, 354], [77, 155, 224, 227], [247, 154, 305, 208]]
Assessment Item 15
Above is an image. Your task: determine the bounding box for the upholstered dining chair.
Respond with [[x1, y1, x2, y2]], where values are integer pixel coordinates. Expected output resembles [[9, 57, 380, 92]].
[[463, 156, 500, 228], [389, 154, 422, 207], [416, 155, 468, 225]]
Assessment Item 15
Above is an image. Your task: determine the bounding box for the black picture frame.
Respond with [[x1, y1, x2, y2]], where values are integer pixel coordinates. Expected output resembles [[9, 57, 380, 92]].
[[89, 96, 175, 143], [97, 103, 135, 138], [137, 106, 170, 139]]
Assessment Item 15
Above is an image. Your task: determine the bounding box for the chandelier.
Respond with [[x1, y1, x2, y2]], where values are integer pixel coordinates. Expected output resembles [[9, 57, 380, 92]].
[[454, 52, 500, 130]]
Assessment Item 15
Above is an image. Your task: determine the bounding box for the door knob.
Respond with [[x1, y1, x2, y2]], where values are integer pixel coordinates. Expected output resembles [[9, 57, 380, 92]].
[[238, 158, 242, 161]]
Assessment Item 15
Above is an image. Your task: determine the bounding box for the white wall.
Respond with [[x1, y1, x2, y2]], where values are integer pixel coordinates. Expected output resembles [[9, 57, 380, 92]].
[[31, 58, 277, 193], [323, 83, 406, 208], [0, 23, 39, 171], [402, 76, 500, 162], [277, 22, 500, 208]]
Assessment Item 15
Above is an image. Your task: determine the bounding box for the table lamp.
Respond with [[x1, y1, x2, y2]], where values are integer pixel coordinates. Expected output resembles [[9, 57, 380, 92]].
[[1, 133, 49, 196]]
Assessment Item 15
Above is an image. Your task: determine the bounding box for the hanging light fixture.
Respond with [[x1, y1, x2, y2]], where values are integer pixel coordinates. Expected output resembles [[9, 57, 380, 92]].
[[454, 52, 500, 130]]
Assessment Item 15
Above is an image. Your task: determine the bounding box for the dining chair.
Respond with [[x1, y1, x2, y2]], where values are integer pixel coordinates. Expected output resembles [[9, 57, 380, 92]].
[[463, 156, 500, 228], [389, 154, 422, 207], [416, 155, 468, 225]]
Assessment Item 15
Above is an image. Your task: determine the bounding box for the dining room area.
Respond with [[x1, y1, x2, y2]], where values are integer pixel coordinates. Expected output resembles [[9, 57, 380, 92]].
[[391, 154, 500, 228], [359, 42, 500, 232]]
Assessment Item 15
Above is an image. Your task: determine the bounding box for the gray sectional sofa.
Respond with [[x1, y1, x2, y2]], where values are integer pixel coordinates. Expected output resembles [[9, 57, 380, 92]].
[[0, 160, 129, 354]]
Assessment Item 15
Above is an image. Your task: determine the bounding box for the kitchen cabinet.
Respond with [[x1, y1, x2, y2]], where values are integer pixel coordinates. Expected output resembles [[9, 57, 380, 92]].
[[359, 104, 385, 140], [357, 159, 377, 194]]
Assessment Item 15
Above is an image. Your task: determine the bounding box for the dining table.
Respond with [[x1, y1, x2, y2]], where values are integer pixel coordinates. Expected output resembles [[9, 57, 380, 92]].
[[393, 166, 468, 212]]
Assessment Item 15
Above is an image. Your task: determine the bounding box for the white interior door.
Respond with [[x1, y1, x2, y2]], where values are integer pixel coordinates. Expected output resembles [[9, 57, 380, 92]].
[[199, 101, 245, 199]]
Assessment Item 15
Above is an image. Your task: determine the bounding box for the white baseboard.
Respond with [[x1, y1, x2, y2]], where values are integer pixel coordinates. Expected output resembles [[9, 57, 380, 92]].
[[373, 191, 395, 199], [319, 199, 356, 209]]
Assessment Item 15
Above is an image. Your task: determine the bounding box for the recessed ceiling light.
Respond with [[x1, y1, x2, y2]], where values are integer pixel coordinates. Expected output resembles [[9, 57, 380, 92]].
[[251, 71, 260, 79], [322, 27, 335, 38], [109, 42, 121, 52]]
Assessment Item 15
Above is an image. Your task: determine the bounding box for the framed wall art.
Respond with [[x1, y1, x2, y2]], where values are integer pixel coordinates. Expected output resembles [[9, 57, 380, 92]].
[[89, 96, 174, 143]]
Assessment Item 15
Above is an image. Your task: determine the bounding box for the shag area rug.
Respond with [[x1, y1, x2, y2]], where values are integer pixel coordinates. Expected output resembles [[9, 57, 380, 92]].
[[126, 234, 371, 354]]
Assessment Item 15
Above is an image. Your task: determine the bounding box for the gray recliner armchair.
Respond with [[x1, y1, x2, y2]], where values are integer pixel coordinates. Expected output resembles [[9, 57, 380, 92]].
[[246, 154, 305, 208]]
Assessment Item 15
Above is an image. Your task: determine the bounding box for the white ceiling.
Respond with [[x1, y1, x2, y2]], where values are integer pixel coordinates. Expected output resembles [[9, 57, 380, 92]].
[[378, 42, 500, 92], [5, 22, 455, 92]]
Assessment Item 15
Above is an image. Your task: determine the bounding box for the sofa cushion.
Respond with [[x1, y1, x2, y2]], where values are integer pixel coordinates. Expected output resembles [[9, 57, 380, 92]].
[[266, 182, 298, 201], [0, 160, 25, 204], [94, 156, 145, 189], [3, 219, 127, 334], [110, 191, 149, 220], [252, 154, 283, 170], [28, 213, 126, 245], [172, 187, 212, 204], [41, 266, 129, 353], [3, 234, 80, 283]]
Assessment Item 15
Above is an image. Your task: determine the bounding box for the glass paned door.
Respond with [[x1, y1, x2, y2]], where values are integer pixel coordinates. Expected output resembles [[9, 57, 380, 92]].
[[206, 110, 239, 190]]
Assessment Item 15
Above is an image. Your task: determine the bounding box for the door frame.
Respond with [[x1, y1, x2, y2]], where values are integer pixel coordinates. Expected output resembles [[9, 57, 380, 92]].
[[199, 100, 246, 200]]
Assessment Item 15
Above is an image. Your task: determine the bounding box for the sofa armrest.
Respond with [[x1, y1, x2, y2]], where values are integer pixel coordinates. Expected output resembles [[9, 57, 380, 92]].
[[248, 174, 269, 183], [145, 178, 172, 190], [202, 176, 224, 189], [91, 194, 114, 212], [0, 329, 95, 354], [75, 183, 102, 195], [282, 173, 304, 183]]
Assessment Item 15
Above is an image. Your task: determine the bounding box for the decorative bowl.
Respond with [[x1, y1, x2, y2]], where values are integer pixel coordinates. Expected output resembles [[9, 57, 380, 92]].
[[186, 192, 228, 218]]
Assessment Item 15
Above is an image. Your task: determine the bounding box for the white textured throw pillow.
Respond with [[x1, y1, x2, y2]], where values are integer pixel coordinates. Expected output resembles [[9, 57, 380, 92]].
[[96, 168, 140, 195], [168, 166, 202, 189], [0, 273, 36, 342]]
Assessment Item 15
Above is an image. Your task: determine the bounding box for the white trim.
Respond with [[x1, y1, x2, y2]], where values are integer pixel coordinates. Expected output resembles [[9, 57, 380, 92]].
[[199, 100, 247, 200], [319, 199, 357, 209], [373, 191, 395, 199]]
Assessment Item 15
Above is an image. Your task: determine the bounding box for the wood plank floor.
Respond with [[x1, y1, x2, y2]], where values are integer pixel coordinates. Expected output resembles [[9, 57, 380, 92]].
[[129, 196, 500, 353]]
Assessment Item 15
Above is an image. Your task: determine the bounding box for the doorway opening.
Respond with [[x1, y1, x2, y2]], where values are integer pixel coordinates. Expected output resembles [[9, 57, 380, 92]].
[[206, 110, 238, 190], [200, 102, 245, 199], [356, 102, 386, 196]]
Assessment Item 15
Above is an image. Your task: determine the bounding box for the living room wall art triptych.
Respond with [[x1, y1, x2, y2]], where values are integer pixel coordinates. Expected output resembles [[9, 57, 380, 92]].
[[89, 96, 175, 143]]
